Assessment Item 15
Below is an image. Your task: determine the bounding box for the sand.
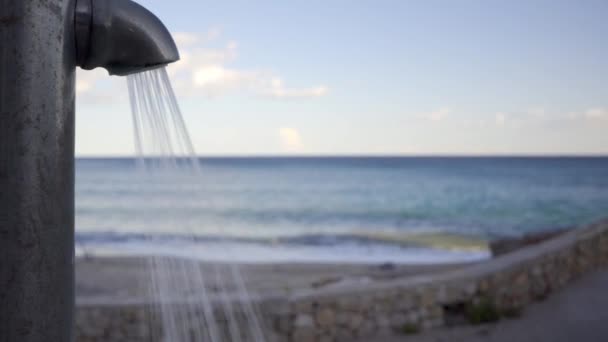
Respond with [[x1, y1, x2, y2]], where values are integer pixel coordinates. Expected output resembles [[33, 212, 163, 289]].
[[76, 256, 471, 302], [76, 255, 608, 341]]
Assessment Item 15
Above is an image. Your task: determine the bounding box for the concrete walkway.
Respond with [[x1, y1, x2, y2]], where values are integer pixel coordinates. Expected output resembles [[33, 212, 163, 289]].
[[366, 268, 608, 342]]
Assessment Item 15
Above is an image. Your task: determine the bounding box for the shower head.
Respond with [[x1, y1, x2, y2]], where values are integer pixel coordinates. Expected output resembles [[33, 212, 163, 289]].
[[75, 0, 180, 76]]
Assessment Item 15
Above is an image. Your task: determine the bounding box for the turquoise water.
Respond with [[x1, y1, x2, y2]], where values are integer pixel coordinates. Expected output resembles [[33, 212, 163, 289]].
[[75, 157, 608, 263]]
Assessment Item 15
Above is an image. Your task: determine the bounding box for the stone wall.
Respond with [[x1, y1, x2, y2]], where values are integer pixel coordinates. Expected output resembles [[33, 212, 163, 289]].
[[76, 220, 608, 342], [76, 297, 286, 342]]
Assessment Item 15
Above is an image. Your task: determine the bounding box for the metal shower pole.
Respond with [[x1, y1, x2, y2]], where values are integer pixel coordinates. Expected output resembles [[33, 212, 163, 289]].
[[0, 0, 76, 341], [1, 0, 178, 340]]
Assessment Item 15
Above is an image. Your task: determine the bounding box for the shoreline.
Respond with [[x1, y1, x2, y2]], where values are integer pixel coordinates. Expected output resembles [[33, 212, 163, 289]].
[[75, 227, 569, 303], [75, 229, 492, 264]]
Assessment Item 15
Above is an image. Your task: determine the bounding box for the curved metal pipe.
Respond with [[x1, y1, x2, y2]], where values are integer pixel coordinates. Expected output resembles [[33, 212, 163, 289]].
[[75, 0, 180, 75]]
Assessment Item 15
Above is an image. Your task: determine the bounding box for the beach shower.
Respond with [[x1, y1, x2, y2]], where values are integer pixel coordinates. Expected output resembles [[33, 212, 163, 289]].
[[0, 0, 178, 340], [75, 0, 179, 75]]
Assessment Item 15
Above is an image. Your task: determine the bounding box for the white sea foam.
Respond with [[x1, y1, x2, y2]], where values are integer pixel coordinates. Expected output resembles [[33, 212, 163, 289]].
[[77, 238, 491, 264]]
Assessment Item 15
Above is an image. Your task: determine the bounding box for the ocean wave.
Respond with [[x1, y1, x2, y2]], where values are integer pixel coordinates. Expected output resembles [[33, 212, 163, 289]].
[[76, 230, 488, 252]]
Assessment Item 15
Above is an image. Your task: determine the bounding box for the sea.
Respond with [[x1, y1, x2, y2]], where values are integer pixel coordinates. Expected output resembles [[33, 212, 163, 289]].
[[75, 156, 608, 264]]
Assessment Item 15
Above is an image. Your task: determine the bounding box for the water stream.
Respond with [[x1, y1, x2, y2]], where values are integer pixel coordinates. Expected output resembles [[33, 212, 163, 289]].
[[127, 68, 268, 342]]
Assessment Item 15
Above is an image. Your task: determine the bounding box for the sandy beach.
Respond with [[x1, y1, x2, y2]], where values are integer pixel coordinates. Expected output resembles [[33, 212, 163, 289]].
[[76, 256, 472, 303], [76, 255, 608, 342], [75, 228, 565, 303]]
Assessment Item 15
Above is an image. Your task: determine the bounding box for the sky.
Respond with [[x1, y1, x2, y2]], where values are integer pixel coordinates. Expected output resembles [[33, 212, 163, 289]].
[[76, 0, 608, 156]]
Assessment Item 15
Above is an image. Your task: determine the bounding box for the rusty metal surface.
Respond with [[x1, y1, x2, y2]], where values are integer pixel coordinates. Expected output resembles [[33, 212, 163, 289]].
[[0, 0, 76, 341]]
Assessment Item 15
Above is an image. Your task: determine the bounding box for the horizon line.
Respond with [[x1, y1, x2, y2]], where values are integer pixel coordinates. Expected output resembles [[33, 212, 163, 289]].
[[74, 153, 608, 159]]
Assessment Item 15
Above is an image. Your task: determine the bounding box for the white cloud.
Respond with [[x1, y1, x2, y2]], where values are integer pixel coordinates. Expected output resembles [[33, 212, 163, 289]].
[[76, 78, 93, 94], [553, 107, 608, 122], [76, 69, 107, 95], [495, 112, 506, 125], [167, 30, 327, 99], [486, 107, 608, 126], [76, 68, 126, 104], [526, 107, 546, 117], [173, 28, 221, 47], [192, 65, 255, 91], [585, 108, 608, 120], [173, 32, 200, 47], [194, 66, 235, 86], [278, 127, 304, 151], [263, 78, 329, 98], [425, 107, 451, 122], [75, 29, 329, 103]]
